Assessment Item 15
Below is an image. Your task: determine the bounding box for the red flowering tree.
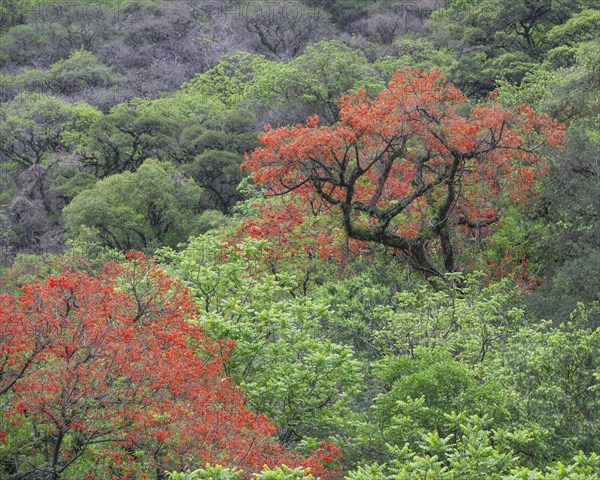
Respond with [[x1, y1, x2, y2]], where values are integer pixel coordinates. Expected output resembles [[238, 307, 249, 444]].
[[237, 197, 365, 284], [243, 69, 565, 280], [0, 253, 340, 479]]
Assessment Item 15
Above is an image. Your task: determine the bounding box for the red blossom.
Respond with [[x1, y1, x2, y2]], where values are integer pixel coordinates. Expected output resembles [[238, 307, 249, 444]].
[[242, 69, 565, 279], [0, 254, 339, 478]]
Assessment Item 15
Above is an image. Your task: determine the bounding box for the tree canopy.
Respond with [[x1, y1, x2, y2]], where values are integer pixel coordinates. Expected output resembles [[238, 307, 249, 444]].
[[243, 69, 565, 279], [0, 1, 598, 478], [0, 253, 338, 478]]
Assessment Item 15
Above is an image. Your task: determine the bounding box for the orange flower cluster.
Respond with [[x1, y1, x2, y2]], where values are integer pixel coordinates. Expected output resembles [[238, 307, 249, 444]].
[[0, 253, 341, 478]]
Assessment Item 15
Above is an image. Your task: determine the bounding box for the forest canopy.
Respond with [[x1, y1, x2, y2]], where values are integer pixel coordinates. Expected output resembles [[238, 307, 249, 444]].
[[0, 0, 598, 479]]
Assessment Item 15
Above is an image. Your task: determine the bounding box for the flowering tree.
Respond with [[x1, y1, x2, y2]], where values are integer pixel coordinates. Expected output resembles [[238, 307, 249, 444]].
[[0, 253, 339, 479], [243, 69, 565, 279]]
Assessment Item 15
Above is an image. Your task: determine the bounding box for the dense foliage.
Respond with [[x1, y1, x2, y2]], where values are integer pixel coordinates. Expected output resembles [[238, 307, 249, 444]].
[[0, 253, 339, 479], [0, 0, 598, 478], [243, 68, 564, 280]]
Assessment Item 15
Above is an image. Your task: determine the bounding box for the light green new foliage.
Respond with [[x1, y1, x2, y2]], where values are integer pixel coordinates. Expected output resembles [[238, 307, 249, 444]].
[[374, 39, 458, 82], [168, 464, 315, 480], [311, 267, 401, 361], [178, 52, 271, 113], [547, 10, 600, 49], [337, 273, 599, 473], [253, 466, 315, 480], [345, 414, 600, 479], [45, 49, 122, 94], [157, 233, 363, 445], [0, 92, 101, 169], [372, 274, 524, 364], [168, 464, 243, 480], [486, 307, 600, 462], [249, 40, 383, 123], [504, 452, 600, 480]]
